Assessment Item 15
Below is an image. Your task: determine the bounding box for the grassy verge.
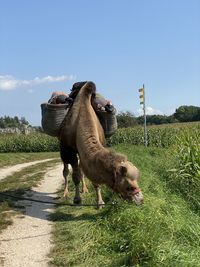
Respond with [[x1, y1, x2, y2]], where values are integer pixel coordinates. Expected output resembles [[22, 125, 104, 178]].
[[0, 152, 59, 168], [0, 156, 60, 233], [50, 145, 200, 267]]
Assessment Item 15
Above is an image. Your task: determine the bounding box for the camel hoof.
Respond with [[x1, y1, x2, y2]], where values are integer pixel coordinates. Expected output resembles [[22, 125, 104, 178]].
[[63, 187, 69, 198], [82, 187, 89, 194], [63, 191, 69, 198], [73, 196, 82, 205], [97, 202, 105, 209]]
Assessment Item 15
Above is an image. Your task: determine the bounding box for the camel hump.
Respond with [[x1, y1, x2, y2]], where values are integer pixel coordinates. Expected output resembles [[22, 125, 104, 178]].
[[81, 81, 96, 96]]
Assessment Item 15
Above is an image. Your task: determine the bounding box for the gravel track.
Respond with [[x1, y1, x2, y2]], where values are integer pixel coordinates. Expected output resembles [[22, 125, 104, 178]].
[[0, 161, 63, 267]]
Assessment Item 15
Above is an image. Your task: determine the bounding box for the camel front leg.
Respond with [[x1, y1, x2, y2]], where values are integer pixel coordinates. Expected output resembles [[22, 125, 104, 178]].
[[93, 184, 105, 209], [81, 176, 89, 193], [72, 163, 82, 204], [80, 167, 89, 193]]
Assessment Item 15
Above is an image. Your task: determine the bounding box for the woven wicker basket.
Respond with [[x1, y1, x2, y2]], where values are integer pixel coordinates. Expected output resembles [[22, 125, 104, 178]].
[[96, 110, 118, 138], [41, 103, 117, 138], [41, 103, 69, 137]]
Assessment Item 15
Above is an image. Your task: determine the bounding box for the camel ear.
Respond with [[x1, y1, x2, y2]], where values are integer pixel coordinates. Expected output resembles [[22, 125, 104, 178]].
[[119, 165, 127, 176]]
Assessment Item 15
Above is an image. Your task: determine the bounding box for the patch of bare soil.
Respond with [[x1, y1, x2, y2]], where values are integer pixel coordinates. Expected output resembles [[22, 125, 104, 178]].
[[0, 163, 63, 267]]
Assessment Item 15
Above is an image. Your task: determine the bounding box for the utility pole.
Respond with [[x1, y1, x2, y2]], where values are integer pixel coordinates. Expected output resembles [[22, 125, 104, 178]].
[[138, 84, 147, 147]]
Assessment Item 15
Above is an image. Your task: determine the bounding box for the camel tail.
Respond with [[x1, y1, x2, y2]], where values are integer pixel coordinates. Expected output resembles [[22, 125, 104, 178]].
[[81, 81, 96, 96]]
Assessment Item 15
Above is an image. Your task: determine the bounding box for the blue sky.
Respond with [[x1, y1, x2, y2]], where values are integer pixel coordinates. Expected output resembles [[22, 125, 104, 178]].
[[0, 0, 199, 126]]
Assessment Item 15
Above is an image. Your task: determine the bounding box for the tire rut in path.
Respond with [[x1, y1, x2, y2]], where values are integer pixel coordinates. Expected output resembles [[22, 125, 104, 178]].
[[0, 163, 63, 267]]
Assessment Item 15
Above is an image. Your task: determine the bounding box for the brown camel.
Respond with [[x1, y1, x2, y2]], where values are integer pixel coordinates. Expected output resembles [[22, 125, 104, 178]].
[[59, 82, 143, 207]]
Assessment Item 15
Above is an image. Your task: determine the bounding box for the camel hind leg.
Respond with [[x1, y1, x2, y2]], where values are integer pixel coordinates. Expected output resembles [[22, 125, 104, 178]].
[[63, 162, 70, 197], [60, 145, 82, 204], [81, 175, 89, 194], [71, 162, 82, 204]]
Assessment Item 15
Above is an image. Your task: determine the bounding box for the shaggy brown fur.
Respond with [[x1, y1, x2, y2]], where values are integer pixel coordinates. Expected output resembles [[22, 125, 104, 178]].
[[59, 82, 143, 207]]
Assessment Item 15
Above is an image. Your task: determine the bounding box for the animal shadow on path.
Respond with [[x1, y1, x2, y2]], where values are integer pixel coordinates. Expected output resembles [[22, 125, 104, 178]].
[[0, 189, 106, 222], [0, 189, 58, 221]]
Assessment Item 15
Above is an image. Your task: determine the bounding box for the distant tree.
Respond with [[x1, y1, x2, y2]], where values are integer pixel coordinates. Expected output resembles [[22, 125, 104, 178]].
[[0, 116, 30, 129], [136, 116, 144, 125], [174, 105, 200, 122], [136, 114, 177, 125], [14, 116, 20, 124], [33, 126, 43, 132], [117, 111, 138, 128], [147, 115, 167, 125], [20, 117, 29, 125], [3, 116, 16, 127], [0, 118, 5, 128], [132, 106, 200, 126], [166, 115, 177, 124], [196, 108, 200, 121]]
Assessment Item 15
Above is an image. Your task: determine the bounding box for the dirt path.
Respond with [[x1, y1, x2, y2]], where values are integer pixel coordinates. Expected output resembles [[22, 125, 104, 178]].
[[0, 159, 56, 181], [0, 162, 63, 267]]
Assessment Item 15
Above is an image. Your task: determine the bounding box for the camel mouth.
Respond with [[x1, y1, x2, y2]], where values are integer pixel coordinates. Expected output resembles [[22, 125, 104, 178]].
[[132, 191, 144, 205], [121, 191, 144, 205]]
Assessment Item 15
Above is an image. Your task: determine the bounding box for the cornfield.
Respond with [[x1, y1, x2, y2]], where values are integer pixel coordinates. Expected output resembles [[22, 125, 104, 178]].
[[107, 122, 200, 148], [168, 128, 200, 211], [0, 122, 199, 152], [0, 133, 59, 153]]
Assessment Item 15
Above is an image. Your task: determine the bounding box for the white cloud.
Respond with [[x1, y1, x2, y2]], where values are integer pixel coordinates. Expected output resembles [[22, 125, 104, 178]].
[[137, 106, 164, 116], [0, 74, 76, 90]]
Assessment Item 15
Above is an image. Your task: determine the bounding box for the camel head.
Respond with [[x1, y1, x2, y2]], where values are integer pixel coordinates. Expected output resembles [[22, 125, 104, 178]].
[[113, 161, 143, 205]]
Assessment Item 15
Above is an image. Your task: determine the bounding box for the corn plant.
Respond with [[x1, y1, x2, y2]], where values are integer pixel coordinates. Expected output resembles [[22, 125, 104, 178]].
[[0, 133, 59, 152], [168, 129, 200, 211], [107, 122, 200, 148]]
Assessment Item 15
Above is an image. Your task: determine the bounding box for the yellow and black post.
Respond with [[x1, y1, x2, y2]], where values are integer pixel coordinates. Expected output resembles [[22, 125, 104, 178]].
[[138, 84, 147, 147]]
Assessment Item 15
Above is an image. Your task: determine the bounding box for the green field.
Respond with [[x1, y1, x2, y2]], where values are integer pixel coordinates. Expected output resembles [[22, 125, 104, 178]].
[[0, 122, 199, 266]]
